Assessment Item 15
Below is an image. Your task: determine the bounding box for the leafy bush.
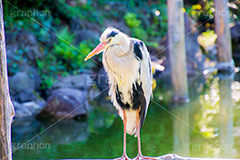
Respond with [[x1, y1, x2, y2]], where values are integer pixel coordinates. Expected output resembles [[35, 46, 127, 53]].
[[53, 28, 96, 71], [4, 0, 172, 89], [36, 53, 66, 89], [186, 0, 239, 25], [124, 12, 141, 28], [124, 12, 148, 42], [37, 27, 96, 89], [132, 28, 148, 42]]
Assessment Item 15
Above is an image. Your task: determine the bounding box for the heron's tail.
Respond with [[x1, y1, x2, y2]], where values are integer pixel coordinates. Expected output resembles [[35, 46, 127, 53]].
[[125, 109, 138, 136]]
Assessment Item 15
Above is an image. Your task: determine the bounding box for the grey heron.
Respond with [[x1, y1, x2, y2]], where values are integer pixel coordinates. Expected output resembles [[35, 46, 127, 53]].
[[85, 27, 155, 160]]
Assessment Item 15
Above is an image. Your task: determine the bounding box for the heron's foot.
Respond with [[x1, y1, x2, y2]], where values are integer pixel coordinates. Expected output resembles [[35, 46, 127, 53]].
[[114, 155, 130, 160], [133, 155, 160, 160]]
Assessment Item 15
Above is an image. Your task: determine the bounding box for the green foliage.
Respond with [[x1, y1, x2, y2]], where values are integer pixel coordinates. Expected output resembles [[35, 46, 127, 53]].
[[154, 3, 168, 38], [146, 41, 159, 48], [132, 28, 148, 41], [186, 2, 213, 21], [36, 28, 96, 89], [36, 53, 66, 89], [124, 12, 141, 28], [4, 0, 171, 89], [53, 27, 96, 71], [53, 28, 78, 70], [229, 0, 240, 22], [4, 0, 101, 90], [78, 40, 97, 62], [124, 12, 148, 42], [185, 0, 239, 30], [184, 0, 240, 29], [123, 0, 168, 47]]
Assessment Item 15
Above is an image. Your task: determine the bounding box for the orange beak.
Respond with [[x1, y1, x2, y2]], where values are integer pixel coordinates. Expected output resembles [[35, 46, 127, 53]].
[[84, 42, 107, 61]]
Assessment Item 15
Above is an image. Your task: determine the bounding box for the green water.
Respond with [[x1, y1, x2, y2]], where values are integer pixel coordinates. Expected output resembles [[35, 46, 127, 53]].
[[12, 73, 240, 159]]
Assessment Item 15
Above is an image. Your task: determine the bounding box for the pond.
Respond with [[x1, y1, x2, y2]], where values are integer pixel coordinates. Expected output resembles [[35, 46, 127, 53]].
[[12, 72, 240, 159]]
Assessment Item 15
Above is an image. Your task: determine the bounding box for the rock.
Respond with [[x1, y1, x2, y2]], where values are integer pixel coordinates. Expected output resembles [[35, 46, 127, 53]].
[[13, 101, 43, 118], [53, 73, 93, 90], [5, 32, 16, 44], [6, 43, 20, 76], [9, 72, 36, 102], [13, 101, 32, 118], [37, 88, 90, 119], [9, 64, 42, 90], [22, 65, 42, 91], [6, 43, 18, 61], [95, 68, 109, 92], [6, 31, 43, 76], [16, 31, 43, 61], [74, 29, 99, 43], [7, 31, 42, 59], [216, 61, 235, 73], [22, 102, 43, 114], [6, 30, 44, 81]]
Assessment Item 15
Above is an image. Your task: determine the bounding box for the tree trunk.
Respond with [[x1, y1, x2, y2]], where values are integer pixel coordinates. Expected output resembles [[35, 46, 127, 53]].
[[214, 0, 234, 72], [0, 0, 15, 159], [167, 0, 189, 103]]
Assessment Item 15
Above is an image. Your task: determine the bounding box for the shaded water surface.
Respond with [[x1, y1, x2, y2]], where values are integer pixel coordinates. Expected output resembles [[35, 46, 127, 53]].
[[12, 73, 240, 159]]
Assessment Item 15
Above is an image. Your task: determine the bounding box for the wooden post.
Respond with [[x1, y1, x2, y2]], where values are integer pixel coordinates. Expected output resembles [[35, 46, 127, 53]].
[[0, 0, 15, 159], [167, 0, 189, 102], [214, 0, 234, 72]]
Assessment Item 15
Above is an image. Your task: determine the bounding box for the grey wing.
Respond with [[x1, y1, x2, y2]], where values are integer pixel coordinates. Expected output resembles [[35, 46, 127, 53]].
[[140, 42, 152, 129], [140, 41, 153, 106], [131, 38, 153, 130]]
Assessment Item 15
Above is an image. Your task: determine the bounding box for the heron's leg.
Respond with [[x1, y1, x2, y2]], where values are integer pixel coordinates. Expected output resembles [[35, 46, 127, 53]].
[[134, 110, 158, 160], [123, 110, 127, 158], [136, 111, 142, 156], [114, 110, 129, 160]]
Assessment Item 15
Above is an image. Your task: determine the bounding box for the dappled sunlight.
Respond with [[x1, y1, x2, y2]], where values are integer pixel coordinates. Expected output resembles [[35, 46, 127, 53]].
[[231, 81, 240, 105], [197, 78, 219, 138], [198, 30, 217, 49], [202, 142, 221, 158]]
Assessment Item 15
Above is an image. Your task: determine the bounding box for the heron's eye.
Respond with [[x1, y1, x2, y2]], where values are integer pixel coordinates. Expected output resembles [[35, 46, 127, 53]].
[[108, 38, 112, 43]]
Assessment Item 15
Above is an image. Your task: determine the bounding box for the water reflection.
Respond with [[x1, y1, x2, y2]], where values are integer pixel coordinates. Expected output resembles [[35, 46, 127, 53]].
[[172, 103, 190, 157], [219, 75, 234, 158], [12, 74, 240, 159], [12, 118, 89, 145], [40, 120, 89, 145]]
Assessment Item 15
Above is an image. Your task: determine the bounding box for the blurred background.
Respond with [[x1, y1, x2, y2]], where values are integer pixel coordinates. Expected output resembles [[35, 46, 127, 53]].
[[3, 0, 240, 159]]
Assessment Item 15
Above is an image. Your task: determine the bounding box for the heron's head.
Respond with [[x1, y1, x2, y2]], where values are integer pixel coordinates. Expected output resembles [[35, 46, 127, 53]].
[[84, 27, 129, 61]]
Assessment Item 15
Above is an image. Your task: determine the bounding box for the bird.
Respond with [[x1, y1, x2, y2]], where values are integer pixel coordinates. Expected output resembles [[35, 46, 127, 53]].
[[85, 27, 155, 160]]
